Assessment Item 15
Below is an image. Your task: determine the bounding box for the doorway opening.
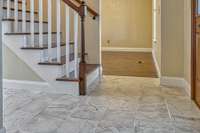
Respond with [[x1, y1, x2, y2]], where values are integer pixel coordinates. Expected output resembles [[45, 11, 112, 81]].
[[100, 0, 161, 78]]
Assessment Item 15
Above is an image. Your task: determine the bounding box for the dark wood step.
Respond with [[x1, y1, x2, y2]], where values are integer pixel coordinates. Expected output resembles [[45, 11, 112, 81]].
[[3, 7, 38, 14], [21, 42, 74, 50], [4, 32, 58, 35], [2, 18, 48, 23], [56, 64, 100, 82]]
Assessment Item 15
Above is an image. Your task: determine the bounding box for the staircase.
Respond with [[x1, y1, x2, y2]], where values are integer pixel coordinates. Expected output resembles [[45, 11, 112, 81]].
[[2, 0, 100, 96]]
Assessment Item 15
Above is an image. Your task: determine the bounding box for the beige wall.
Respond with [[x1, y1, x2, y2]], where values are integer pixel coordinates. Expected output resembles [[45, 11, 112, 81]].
[[161, 0, 184, 77], [183, 0, 191, 85], [101, 0, 152, 48], [3, 46, 43, 81]]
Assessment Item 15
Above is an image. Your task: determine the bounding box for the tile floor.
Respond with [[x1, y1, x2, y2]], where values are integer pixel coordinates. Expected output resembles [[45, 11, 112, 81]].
[[4, 76, 200, 133]]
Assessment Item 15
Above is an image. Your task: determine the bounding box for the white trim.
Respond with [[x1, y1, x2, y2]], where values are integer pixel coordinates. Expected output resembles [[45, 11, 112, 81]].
[[101, 47, 152, 52], [160, 76, 191, 97], [152, 48, 161, 77], [160, 76, 185, 88], [183, 79, 191, 97], [3, 79, 49, 90]]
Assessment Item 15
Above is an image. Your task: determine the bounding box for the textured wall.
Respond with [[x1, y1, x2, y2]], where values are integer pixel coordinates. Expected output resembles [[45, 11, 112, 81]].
[[161, 0, 184, 77], [101, 0, 152, 48]]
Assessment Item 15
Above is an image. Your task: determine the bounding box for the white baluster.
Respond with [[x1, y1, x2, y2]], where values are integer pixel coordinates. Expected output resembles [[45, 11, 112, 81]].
[[39, 0, 43, 47], [39, 0, 44, 62], [14, 0, 18, 32], [65, 5, 70, 77], [74, 11, 79, 78], [30, 0, 34, 47], [48, 0, 52, 61], [56, 0, 61, 62], [22, 0, 26, 33], [7, 0, 10, 18]]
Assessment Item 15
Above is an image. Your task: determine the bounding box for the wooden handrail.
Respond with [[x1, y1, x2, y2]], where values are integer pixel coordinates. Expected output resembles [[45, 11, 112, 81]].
[[62, 0, 79, 13], [62, 0, 99, 19], [73, 0, 99, 19]]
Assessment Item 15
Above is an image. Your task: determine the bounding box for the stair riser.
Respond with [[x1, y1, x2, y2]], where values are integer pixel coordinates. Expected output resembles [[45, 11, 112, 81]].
[[3, 1, 22, 9], [4, 34, 58, 46], [42, 45, 74, 61], [3, 10, 38, 21], [2, 21, 48, 33], [43, 46, 66, 61]]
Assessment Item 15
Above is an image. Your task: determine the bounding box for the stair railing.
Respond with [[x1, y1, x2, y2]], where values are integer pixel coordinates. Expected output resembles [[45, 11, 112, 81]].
[[6, 0, 98, 95]]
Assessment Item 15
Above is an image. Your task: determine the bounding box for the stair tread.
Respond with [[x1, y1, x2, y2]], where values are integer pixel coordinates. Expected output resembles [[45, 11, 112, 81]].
[[2, 18, 48, 23], [4, 32, 59, 35], [3, 7, 38, 14], [56, 64, 100, 82], [21, 42, 74, 50]]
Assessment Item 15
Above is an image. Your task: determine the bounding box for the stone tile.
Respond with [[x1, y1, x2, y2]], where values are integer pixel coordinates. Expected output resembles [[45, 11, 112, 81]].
[[96, 119, 135, 133], [134, 120, 175, 133], [103, 110, 135, 121], [167, 98, 200, 118], [136, 103, 171, 122], [139, 95, 165, 105], [57, 119, 96, 133], [4, 110, 36, 132], [20, 112, 63, 133], [71, 105, 106, 121], [3, 76, 200, 132]]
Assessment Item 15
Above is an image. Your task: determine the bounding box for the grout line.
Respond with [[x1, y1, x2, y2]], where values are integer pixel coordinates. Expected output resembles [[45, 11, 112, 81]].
[[165, 99, 173, 120]]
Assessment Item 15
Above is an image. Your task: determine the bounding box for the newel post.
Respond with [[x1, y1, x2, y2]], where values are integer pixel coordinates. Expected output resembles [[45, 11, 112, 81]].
[[79, 1, 87, 95]]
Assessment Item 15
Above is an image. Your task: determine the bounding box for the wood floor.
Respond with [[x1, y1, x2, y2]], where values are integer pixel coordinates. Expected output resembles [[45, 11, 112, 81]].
[[102, 52, 158, 78]]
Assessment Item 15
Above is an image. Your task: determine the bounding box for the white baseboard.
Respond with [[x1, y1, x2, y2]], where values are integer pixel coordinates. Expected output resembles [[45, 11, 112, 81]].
[[3, 79, 49, 90], [160, 76, 191, 97], [101, 47, 152, 52], [183, 79, 191, 97], [152, 49, 161, 77]]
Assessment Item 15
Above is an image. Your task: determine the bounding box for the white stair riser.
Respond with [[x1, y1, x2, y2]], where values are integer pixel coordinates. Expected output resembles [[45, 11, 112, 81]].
[[43, 46, 66, 61], [3, 1, 22, 9], [2, 21, 48, 33], [4, 34, 58, 46], [43, 45, 74, 60], [3, 10, 39, 20]]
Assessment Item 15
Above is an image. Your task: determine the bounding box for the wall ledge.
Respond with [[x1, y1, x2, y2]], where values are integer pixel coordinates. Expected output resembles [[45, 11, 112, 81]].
[[101, 47, 152, 52]]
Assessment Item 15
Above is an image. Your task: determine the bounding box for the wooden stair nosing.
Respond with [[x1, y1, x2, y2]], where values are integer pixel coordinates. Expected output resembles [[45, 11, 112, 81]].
[[2, 18, 48, 23], [56, 77, 79, 82], [3, 7, 38, 14], [4, 32, 59, 35], [21, 42, 74, 50]]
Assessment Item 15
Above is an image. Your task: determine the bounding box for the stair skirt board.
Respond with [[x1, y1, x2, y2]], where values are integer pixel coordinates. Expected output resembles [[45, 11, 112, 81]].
[[3, 67, 100, 96]]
